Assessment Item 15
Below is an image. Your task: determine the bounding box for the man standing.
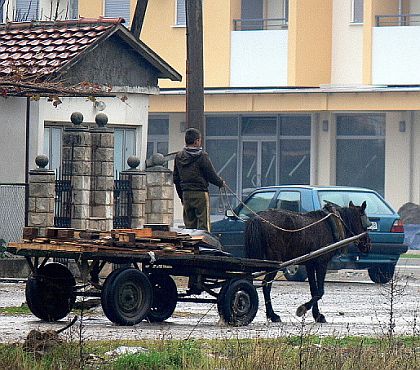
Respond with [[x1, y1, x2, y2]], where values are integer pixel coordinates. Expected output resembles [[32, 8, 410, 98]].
[[173, 128, 224, 231]]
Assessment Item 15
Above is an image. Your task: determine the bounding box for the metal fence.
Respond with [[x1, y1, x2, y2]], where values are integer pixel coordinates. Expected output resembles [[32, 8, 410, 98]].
[[0, 184, 26, 242], [113, 173, 133, 229], [233, 18, 288, 31], [376, 13, 420, 27]]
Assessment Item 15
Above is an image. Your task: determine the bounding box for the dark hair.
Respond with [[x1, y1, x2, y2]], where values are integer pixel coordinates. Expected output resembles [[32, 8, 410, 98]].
[[185, 128, 201, 145]]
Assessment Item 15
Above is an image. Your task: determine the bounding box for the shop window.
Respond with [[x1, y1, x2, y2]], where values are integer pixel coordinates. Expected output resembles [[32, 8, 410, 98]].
[[336, 114, 385, 195]]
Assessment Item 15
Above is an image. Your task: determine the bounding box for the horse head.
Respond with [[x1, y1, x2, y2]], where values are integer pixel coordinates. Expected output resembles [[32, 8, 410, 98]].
[[345, 201, 372, 253]]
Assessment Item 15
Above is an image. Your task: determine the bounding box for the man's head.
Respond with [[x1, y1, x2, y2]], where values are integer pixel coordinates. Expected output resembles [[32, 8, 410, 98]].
[[185, 128, 202, 147]]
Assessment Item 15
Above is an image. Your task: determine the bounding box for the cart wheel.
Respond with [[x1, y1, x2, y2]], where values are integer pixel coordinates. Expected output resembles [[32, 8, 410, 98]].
[[101, 267, 129, 323], [26, 262, 76, 321], [146, 274, 178, 323], [217, 279, 259, 327], [102, 268, 152, 325]]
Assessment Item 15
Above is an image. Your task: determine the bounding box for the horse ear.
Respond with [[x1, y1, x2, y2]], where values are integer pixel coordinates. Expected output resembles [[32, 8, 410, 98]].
[[349, 201, 355, 207], [361, 201, 367, 211]]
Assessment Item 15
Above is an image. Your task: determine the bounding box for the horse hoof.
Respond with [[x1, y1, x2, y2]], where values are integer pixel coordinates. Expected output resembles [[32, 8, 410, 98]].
[[315, 314, 326, 323], [269, 314, 281, 323], [296, 305, 307, 317]]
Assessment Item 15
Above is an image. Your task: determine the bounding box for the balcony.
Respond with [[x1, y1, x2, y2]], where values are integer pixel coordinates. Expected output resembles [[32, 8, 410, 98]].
[[230, 18, 288, 87], [233, 18, 288, 31], [373, 13, 420, 85]]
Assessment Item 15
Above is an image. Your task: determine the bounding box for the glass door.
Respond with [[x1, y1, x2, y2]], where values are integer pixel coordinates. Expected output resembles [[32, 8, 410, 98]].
[[242, 140, 276, 191]]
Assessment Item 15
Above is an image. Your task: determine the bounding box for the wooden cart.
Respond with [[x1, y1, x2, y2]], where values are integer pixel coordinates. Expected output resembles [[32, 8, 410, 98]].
[[7, 228, 365, 327]]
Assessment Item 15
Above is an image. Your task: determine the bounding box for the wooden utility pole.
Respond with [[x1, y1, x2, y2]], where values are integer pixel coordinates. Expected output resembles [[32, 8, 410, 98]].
[[185, 0, 204, 135], [131, 0, 149, 39]]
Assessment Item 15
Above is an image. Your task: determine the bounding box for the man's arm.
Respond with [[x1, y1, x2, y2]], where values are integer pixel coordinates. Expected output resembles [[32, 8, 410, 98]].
[[173, 160, 183, 201], [201, 153, 224, 188]]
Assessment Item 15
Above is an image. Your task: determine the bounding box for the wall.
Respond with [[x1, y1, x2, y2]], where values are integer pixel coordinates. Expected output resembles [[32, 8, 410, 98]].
[[288, 0, 333, 86], [331, 0, 363, 85], [411, 112, 420, 205], [230, 30, 288, 87], [0, 97, 27, 183], [372, 26, 420, 85], [39, 93, 149, 168]]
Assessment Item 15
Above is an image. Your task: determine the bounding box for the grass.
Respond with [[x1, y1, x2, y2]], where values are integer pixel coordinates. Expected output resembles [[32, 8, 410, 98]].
[[400, 252, 420, 259], [0, 304, 31, 315], [0, 336, 418, 370]]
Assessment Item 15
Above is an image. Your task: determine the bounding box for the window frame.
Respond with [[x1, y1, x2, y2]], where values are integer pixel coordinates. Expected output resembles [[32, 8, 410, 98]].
[[175, 0, 186, 27], [351, 0, 364, 24]]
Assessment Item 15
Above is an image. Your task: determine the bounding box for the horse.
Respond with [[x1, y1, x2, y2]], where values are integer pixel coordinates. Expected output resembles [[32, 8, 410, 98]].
[[244, 201, 371, 323]]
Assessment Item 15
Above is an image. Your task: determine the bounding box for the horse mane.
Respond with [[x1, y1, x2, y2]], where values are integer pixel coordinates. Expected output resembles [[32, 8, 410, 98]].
[[244, 216, 266, 259]]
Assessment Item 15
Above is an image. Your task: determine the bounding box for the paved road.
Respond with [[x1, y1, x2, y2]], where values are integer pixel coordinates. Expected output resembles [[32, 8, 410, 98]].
[[0, 258, 419, 343]]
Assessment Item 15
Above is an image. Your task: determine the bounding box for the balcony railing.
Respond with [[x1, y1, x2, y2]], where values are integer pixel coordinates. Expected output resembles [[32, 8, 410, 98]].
[[376, 13, 420, 27], [233, 18, 288, 31]]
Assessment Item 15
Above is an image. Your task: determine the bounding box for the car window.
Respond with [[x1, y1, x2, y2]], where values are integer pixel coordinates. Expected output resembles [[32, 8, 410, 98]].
[[275, 191, 301, 212], [238, 191, 275, 218], [317, 191, 394, 215]]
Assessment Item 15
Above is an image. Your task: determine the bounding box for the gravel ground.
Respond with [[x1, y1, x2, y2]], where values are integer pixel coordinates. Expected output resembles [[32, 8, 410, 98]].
[[0, 265, 419, 344]]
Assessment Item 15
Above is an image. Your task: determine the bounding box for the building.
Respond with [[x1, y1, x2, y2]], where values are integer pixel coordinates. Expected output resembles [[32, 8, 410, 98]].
[[0, 15, 180, 240], [9, 1, 420, 223]]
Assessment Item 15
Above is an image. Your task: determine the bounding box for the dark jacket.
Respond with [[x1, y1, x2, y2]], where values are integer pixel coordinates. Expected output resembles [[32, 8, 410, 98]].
[[173, 147, 224, 200]]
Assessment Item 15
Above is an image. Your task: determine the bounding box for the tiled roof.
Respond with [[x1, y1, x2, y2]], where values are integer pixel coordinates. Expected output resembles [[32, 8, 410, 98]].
[[0, 18, 123, 79]]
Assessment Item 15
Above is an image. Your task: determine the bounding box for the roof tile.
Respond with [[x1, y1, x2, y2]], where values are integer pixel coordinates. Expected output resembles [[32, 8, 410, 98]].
[[0, 19, 116, 78]]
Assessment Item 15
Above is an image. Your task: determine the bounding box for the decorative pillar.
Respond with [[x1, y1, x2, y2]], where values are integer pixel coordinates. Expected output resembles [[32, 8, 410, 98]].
[[62, 112, 91, 230], [28, 155, 55, 228], [145, 153, 174, 225], [121, 156, 147, 228], [89, 113, 114, 231]]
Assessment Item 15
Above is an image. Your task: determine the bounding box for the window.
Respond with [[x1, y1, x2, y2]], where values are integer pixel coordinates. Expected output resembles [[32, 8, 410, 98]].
[[114, 128, 136, 176], [352, 0, 363, 23], [44, 126, 63, 172], [105, 0, 131, 25], [336, 114, 385, 195], [70, 0, 78, 19], [275, 191, 301, 212], [238, 191, 276, 218], [176, 0, 186, 26], [147, 117, 169, 160], [278, 116, 311, 185], [15, 0, 39, 21]]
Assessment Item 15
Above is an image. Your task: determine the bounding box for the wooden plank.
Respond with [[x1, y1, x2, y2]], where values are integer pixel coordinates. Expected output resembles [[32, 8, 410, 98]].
[[57, 228, 75, 240]]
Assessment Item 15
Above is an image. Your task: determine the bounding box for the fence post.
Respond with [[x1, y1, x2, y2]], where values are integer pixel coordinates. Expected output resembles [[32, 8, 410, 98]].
[[28, 155, 55, 228], [62, 112, 91, 230], [121, 156, 146, 228], [145, 153, 174, 225], [89, 113, 114, 231]]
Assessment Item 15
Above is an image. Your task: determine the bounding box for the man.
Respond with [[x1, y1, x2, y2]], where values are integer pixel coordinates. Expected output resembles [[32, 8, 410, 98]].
[[173, 128, 224, 231]]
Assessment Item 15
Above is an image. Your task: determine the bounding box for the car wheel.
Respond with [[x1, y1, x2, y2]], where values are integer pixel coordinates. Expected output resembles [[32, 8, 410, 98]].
[[283, 265, 308, 282], [368, 264, 396, 284]]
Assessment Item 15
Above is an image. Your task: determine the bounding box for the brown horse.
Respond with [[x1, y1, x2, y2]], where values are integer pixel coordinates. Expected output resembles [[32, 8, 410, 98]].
[[245, 202, 371, 323]]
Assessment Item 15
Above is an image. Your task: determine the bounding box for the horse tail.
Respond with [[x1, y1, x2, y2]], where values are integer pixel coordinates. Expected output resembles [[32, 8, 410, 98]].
[[245, 216, 267, 260]]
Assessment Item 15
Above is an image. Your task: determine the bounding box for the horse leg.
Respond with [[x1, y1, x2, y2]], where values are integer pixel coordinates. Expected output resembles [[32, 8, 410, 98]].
[[296, 262, 318, 317], [312, 263, 327, 323], [262, 271, 281, 322]]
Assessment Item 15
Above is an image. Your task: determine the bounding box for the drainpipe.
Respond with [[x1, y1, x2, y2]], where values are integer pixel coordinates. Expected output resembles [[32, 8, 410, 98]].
[[25, 97, 30, 227]]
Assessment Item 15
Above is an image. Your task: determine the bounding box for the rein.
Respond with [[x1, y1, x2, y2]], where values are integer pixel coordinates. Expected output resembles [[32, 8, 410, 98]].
[[220, 185, 345, 234]]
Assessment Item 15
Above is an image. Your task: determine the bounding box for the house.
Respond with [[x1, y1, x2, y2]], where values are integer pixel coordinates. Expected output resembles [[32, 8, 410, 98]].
[[0, 16, 181, 241], [76, 0, 420, 225]]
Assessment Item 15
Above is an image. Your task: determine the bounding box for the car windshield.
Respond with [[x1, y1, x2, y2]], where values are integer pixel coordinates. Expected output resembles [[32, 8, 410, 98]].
[[317, 190, 394, 216]]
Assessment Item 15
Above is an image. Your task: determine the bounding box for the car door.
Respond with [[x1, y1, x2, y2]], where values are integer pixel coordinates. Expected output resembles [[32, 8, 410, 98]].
[[211, 190, 277, 257]]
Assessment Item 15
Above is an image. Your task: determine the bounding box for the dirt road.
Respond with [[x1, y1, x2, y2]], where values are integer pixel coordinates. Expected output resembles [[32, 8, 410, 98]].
[[0, 262, 418, 343]]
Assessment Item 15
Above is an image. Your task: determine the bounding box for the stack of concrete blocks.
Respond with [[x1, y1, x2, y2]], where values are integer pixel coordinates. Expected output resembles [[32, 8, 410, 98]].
[[145, 153, 174, 226], [121, 156, 147, 228], [27, 155, 55, 228], [89, 113, 114, 231]]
